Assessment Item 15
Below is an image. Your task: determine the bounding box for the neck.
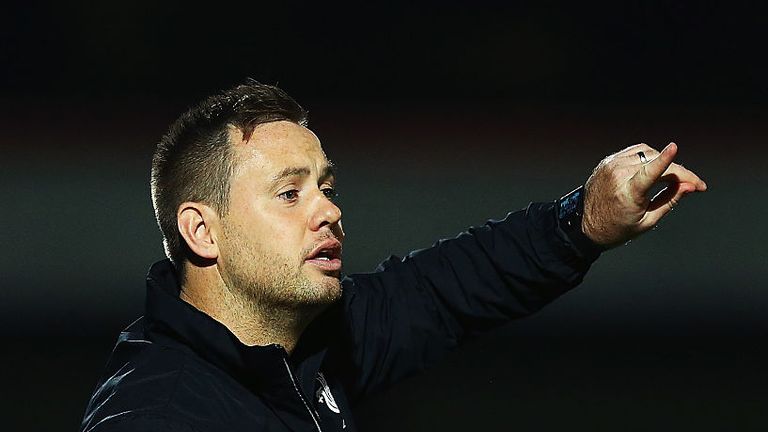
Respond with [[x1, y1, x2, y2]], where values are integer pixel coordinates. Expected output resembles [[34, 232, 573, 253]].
[[179, 264, 310, 354]]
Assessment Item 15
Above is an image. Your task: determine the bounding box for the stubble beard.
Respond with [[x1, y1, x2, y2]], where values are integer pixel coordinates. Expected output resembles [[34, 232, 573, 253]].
[[220, 225, 342, 322]]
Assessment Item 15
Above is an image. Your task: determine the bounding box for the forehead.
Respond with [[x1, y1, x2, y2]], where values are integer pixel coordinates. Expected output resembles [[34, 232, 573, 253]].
[[229, 121, 329, 176]]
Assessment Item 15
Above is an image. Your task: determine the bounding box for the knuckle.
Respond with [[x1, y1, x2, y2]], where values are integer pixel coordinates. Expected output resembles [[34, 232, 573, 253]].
[[624, 143, 640, 151], [620, 143, 644, 155], [666, 197, 679, 212]]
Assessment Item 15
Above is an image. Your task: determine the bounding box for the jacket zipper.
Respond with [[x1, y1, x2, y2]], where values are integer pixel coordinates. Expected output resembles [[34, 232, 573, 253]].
[[282, 357, 323, 432]]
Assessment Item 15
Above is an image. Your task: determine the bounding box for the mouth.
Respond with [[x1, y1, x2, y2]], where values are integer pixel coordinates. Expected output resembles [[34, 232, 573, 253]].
[[304, 238, 342, 272]]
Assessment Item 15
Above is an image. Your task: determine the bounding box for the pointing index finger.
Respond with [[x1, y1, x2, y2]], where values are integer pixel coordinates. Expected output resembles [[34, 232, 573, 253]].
[[629, 142, 678, 197]]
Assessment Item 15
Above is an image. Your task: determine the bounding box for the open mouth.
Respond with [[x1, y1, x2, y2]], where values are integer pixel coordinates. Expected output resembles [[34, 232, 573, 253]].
[[304, 239, 342, 272]]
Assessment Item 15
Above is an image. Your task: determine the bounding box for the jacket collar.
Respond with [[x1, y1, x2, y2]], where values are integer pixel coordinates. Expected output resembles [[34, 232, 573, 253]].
[[143, 259, 331, 399]]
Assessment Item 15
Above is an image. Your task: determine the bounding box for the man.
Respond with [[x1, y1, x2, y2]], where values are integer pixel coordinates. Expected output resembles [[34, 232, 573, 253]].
[[80, 81, 706, 431]]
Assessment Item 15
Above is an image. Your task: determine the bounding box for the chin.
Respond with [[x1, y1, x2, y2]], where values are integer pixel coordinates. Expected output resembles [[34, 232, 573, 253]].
[[290, 273, 339, 306], [315, 277, 342, 303]]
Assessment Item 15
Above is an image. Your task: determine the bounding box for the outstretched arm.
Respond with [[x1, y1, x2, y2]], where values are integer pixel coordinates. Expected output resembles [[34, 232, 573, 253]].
[[334, 143, 706, 400]]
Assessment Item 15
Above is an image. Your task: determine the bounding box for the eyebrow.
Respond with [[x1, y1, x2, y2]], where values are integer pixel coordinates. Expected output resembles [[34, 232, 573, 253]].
[[268, 162, 337, 189]]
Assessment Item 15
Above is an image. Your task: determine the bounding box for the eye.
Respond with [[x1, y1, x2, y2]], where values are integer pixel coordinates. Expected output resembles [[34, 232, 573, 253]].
[[321, 187, 338, 201], [278, 189, 299, 202]]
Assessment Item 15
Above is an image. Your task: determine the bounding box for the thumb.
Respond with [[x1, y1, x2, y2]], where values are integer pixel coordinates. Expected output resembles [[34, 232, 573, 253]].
[[642, 181, 696, 228]]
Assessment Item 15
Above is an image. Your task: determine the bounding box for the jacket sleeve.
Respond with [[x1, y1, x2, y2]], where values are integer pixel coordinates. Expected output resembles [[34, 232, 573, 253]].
[[334, 202, 600, 401]]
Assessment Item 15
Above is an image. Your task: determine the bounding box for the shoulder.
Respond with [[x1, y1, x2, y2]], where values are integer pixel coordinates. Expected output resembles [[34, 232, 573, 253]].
[[82, 333, 249, 432]]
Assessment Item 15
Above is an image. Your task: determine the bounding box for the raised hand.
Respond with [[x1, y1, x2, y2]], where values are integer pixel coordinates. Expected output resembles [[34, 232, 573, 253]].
[[582, 142, 707, 249]]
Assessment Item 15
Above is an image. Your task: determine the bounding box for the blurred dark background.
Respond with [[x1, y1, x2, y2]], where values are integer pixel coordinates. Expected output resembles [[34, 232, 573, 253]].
[[2, 2, 767, 431]]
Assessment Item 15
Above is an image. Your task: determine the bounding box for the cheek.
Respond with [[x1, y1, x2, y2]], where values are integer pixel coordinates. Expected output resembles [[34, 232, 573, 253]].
[[255, 214, 308, 255], [233, 199, 310, 255]]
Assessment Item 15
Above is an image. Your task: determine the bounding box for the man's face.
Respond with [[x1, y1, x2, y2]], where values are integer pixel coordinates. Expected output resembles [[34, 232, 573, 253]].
[[215, 121, 344, 311]]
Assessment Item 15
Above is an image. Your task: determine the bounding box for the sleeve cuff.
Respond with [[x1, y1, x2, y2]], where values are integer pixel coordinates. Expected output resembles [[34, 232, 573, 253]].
[[554, 212, 606, 262]]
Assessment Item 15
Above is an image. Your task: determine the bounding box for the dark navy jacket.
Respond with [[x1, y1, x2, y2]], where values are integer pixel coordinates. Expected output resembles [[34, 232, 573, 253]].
[[80, 202, 601, 431]]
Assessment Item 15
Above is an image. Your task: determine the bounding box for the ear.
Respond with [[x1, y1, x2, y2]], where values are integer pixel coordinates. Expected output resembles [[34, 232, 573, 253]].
[[177, 202, 220, 260]]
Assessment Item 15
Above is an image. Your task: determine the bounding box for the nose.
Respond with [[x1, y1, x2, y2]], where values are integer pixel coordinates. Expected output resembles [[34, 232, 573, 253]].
[[309, 191, 342, 232]]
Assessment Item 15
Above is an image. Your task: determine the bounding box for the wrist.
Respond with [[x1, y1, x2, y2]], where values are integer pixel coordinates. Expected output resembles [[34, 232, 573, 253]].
[[555, 186, 606, 259]]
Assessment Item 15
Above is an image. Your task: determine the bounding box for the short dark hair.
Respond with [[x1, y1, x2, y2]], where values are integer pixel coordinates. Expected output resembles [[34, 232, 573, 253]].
[[151, 80, 308, 274]]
